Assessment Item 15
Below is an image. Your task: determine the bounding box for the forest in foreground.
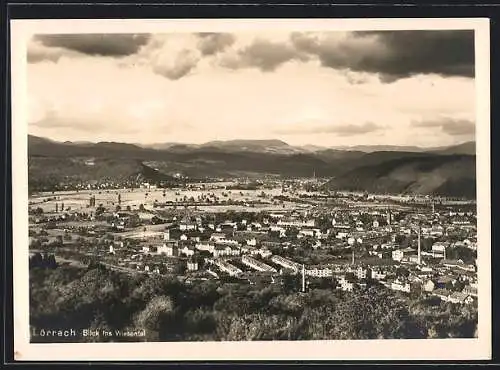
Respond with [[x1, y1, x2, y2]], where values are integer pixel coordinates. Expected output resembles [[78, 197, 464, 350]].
[[29, 263, 478, 342]]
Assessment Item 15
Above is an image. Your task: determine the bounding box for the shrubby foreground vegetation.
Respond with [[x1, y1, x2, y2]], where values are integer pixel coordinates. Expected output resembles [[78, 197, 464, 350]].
[[30, 263, 477, 342]]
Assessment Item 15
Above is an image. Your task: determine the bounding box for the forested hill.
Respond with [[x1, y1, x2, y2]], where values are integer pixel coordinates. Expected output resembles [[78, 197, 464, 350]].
[[28, 135, 476, 198], [322, 154, 476, 199]]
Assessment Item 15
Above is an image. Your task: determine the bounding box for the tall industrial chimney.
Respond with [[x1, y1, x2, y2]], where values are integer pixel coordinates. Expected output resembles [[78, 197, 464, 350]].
[[417, 226, 422, 265], [302, 264, 306, 293]]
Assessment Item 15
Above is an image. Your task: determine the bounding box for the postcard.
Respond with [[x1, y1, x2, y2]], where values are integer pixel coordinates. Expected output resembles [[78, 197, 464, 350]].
[[11, 17, 491, 361]]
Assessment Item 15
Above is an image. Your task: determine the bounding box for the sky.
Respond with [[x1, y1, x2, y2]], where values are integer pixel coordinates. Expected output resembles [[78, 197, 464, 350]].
[[27, 30, 476, 148]]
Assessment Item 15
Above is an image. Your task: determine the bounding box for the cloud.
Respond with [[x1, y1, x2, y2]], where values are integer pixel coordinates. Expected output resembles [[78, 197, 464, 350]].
[[197, 33, 235, 56], [34, 33, 151, 57], [221, 39, 307, 72], [151, 49, 200, 80], [291, 30, 475, 82], [275, 121, 383, 136], [27, 39, 84, 63], [412, 117, 475, 136]]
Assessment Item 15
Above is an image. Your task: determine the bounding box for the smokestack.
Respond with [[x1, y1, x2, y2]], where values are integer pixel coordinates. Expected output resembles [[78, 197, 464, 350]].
[[417, 226, 422, 265], [302, 264, 306, 293]]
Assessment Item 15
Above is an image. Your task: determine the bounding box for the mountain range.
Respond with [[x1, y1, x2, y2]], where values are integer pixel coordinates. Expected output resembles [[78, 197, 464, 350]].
[[28, 135, 476, 198]]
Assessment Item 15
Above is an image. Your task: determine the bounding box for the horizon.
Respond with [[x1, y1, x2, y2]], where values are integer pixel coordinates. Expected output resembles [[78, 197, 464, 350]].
[[28, 133, 475, 150]]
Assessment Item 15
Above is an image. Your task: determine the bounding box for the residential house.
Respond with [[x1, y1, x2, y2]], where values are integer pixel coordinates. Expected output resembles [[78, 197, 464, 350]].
[[448, 292, 474, 305]]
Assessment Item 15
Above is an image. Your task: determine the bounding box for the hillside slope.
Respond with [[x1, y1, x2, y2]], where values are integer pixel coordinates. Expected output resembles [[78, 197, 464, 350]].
[[322, 154, 476, 199]]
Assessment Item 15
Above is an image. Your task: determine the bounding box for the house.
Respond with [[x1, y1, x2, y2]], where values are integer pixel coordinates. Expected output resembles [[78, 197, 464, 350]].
[[392, 247, 416, 262], [423, 279, 436, 292], [432, 288, 452, 302], [157, 242, 178, 257], [179, 220, 197, 231], [187, 260, 199, 271], [463, 284, 478, 297], [306, 267, 333, 278], [356, 266, 371, 280], [391, 279, 412, 293], [196, 242, 215, 254], [371, 269, 387, 280], [448, 292, 474, 304], [432, 242, 448, 257], [179, 245, 196, 257], [339, 276, 355, 291], [213, 244, 239, 258]]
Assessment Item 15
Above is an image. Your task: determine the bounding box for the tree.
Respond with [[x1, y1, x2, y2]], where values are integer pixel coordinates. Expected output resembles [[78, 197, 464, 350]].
[[134, 295, 174, 341]]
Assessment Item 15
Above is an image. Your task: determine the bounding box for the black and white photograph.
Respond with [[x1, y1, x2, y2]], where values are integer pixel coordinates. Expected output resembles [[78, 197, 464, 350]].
[[11, 18, 491, 361]]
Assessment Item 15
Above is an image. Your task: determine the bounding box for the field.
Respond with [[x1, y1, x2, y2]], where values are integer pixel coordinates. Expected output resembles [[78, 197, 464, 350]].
[[29, 186, 309, 215]]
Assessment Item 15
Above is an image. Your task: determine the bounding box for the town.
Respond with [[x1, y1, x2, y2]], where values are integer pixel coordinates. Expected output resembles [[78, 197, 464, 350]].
[[28, 176, 478, 307]]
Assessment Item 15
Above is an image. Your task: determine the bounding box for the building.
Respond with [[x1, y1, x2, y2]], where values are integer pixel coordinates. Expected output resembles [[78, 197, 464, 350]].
[[423, 279, 436, 292], [179, 245, 196, 257], [241, 255, 277, 273], [271, 255, 301, 273], [448, 292, 474, 304], [277, 218, 315, 228], [187, 260, 199, 271], [306, 267, 333, 278], [196, 242, 215, 254], [390, 279, 417, 293], [339, 275, 355, 291], [432, 242, 448, 258], [356, 266, 371, 280], [432, 288, 452, 302], [463, 284, 478, 297], [392, 247, 416, 262], [214, 260, 242, 277], [213, 244, 240, 258], [157, 242, 178, 257], [371, 269, 387, 280]]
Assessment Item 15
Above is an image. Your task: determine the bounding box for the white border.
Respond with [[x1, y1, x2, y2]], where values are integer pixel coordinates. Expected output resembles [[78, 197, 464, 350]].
[[11, 18, 491, 361]]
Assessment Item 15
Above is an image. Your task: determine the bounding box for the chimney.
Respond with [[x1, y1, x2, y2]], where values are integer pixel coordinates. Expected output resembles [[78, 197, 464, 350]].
[[417, 226, 422, 265], [352, 249, 355, 265], [302, 264, 306, 293]]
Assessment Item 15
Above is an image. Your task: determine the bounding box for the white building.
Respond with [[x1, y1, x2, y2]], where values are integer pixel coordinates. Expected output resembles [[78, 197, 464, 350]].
[[306, 267, 333, 278], [241, 255, 277, 273], [271, 255, 301, 273]]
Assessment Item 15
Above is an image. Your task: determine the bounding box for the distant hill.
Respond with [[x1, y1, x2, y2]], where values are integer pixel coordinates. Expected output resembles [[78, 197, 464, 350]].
[[333, 144, 429, 153], [322, 154, 476, 199], [28, 156, 175, 192], [27, 135, 477, 197], [432, 141, 475, 155], [200, 139, 303, 155]]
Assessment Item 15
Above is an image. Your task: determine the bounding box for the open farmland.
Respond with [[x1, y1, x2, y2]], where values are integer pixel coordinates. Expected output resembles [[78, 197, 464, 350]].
[[29, 185, 310, 215]]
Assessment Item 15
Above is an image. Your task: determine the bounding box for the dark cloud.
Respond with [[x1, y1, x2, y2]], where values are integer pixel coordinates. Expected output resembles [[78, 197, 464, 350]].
[[222, 39, 308, 72], [276, 122, 383, 136], [34, 33, 151, 57], [291, 30, 475, 82], [412, 118, 475, 136], [197, 33, 235, 56], [28, 46, 65, 63]]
